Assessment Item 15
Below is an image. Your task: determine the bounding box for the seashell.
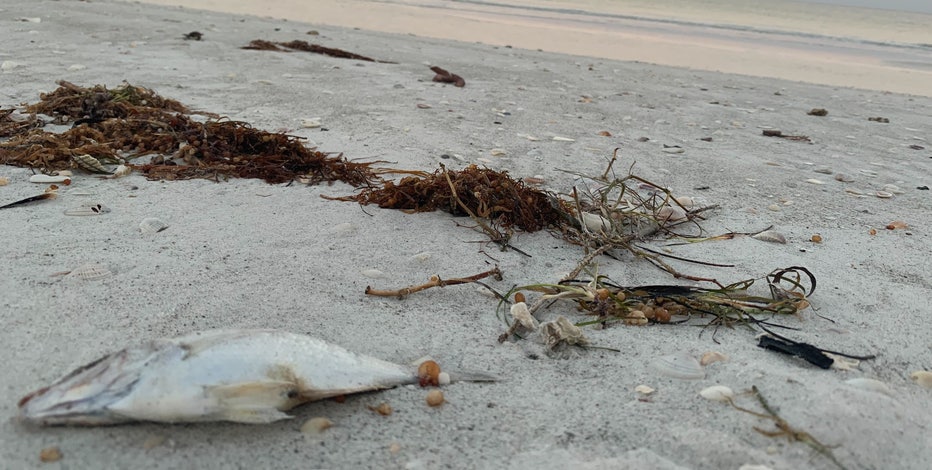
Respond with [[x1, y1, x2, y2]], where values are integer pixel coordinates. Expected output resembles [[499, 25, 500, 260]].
[[700, 351, 729, 366], [425, 389, 445, 407], [104, 165, 132, 179], [910, 370, 932, 389], [699, 385, 734, 402], [300, 417, 333, 435], [489, 148, 506, 156], [634, 384, 655, 395], [39, 446, 62, 463], [510, 302, 539, 330], [540, 316, 589, 349], [661, 145, 685, 154], [552, 136, 575, 142], [64, 204, 110, 216], [885, 221, 907, 230], [834, 173, 854, 182], [580, 212, 611, 233], [72, 154, 113, 175], [437, 371, 450, 386], [657, 206, 687, 223], [805, 178, 825, 185], [652, 352, 704, 380], [751, 230, 786, 244], [66, 263, 112, 281], [301, 118, 321, 128], [0, 176, 9, 186], [882, 184, 904, 194], [139, 217, 169, 233], [369, 402, 392, 416], [417, 360, 441, 387], [30, 174, 71, 184], [674, 196, 695, 208], [875, 191, 894, 199], [845, 378, 892, 396]]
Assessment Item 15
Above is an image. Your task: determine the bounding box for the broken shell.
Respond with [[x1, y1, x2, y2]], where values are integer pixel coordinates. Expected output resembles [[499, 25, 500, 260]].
[[66, 263, 112, 281], [510, 302, 539, 330], [580, 212, 611, 233], [661, 145, 685, 154], [369, 402, 392, 416], [699, 385, 734, 402], [540, 316, 589, 349], [634, 385, 655, 395], [489, 148, 507, 156], [30, 174, 71, 184], [805, 178, 825, 185], [437, 371, 450, 386], [72, 154, 113, 174], [657, 205, 687, 223], [63, 204, 110, 216], [139, 217, 169, 233], [39, 446, 62, 463], [552, 136, 575, 142], [834, 173, 854, 182], [105, 164, 132, 179], [652, 352, 704, 380], [0, 176, 9, 186], [885, 221, 907, 230], [361, 269, 386, 279], [417, 360, 441, 387], [426, 389, 445, 407], [875, 191, 894, 199], [699, 351, 729, 366], [300, 417, 333, 435], [845, 378, 893, 396], [301, 118, 322, 128], [810, 234, 823, 243], [910, 370, 932, 389], [751, 230, 786, 244]]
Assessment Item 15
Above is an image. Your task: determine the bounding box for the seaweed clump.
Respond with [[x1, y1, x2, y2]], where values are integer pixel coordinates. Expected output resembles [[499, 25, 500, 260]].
[[328, 165, 568, 232], [0, 81, 375, 185]]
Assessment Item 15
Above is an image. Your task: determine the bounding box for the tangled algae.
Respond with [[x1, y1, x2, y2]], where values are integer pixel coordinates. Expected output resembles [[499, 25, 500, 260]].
[[0, 81, 375, 185]]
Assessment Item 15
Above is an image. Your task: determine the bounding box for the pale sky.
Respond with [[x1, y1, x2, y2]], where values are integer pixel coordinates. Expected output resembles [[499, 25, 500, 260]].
[[803, 0, 932, 14]]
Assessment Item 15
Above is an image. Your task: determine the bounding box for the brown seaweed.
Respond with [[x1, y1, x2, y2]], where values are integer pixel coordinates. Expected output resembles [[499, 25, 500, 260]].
[[430, 66, 466, 87], [0, 81, 377, 185], [242, 39, 395, 63], [326, 164, 567, 232]]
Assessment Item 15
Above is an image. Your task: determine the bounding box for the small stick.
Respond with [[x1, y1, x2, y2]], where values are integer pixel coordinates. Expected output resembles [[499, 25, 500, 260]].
[[0, 192, 57, 210], [366, 267, 503, 298]]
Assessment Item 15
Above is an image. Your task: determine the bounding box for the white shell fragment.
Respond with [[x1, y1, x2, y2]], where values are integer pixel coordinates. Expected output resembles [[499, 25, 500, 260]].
[[361, 269, 387, 279], [657, 205, 687, 224], [300, 417, 333, 435], [64, 204, 110, 216], [699, 385, 735, 402], [104, 164, 132, 179], [652, 352, 705, 380], [634, 385, 655, 395], [139, 217, 169, 233], [66, 263, 112, 281], [540, 316, 589, 349], [580, 212, 611, 233], [844, 378, 893, 396], [661, 146, 685, 154], [301, 118, 322, 128], [437, 371, 451, 386], [510, 302, 539, 330], [751, 230, 787, 244], [30, 174, 71, 184], [875, 191, 894, 199], [910, 370, 932, 389], [551, 136, 575, 142]]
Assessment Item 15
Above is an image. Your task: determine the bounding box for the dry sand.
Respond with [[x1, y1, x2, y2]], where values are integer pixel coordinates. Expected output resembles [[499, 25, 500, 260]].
[[2, 1, 932, 469]]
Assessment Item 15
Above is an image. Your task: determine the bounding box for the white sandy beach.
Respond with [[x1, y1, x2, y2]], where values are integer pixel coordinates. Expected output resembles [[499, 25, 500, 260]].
[[1, 1, 931, 469]]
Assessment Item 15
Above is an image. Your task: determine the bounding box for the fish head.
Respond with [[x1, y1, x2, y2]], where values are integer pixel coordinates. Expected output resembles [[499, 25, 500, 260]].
[[18, 344, 161, 426]]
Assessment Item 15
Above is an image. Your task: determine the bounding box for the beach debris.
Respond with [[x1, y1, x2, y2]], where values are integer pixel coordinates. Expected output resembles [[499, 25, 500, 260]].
[[834, 173, 853, 182], [104, 164, 132, 179], [0, 189, 57, 210], [867, 116, 889, 123], [598, 131, 612, 137], [907, 144, 924, 150], [875, 191, 893, 199], [756, 330, 875, 370], [652, 352, 704, 380], [365, 266, 502, 299], [635, 385, 655, 396], [751, 230, 787, 244], [182, 31, 203, 41], [807, 108, 828, 116], [699, 385, 735, 402], [63, 203, 110, 216], [139, 217, 169, 233], [661, 144, 684, 154], [810, 234, 822, 243], [418, 360, 441, 387], [885, 221, 907, 230], [540, 316, 589, 350], [361, 269, 387, 279], [300, 417, 333, 435], [551, 136, 575, 142], [368, 402, 393, 416], [0, 81, 376, 185], [18, 329, 495, 425], [510, 302, 539, 330], [438, 371, 451, 386], [728, 386, 847, 470], [29, 174, 71, 184], [425, 390, 445, 407], [910, 371, 932, 389], [761, 129, 812, 143], [242, 39, 392, 62], [700, 351, 729, 366], [39, 446, 62, 463], [429, 66, 465, 87], [0, 176, 8, 186], [65, 263, 113, 281]]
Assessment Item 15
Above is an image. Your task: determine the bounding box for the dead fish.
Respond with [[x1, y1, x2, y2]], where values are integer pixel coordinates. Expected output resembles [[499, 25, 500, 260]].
[[18, 329, 494, 426]]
